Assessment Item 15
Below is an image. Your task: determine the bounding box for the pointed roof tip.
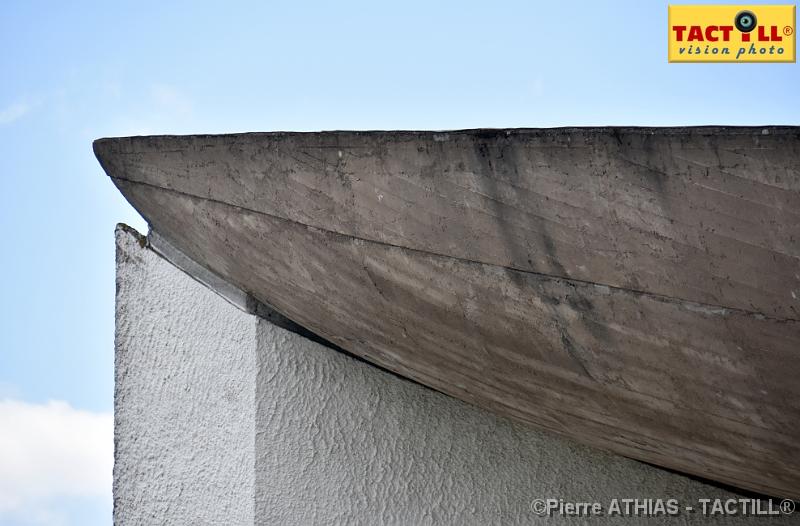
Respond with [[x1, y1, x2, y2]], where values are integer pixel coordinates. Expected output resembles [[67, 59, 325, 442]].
[[93, 137, 119, 178], [92, 137, 109, 152], [93, 136, 118, 154]]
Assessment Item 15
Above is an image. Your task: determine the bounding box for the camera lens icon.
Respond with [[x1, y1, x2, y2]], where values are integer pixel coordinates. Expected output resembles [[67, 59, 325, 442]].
[[735, 10, 757, 33]]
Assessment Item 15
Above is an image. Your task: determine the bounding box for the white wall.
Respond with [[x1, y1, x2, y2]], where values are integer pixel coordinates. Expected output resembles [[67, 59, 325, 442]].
[[115, 225, 792, 525], [115, 226, 256, 524]]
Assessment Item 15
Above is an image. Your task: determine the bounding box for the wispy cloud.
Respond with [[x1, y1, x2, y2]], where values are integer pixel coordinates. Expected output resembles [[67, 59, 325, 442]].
[[0, 399, 112, 524], [0, 101, 33, 125]]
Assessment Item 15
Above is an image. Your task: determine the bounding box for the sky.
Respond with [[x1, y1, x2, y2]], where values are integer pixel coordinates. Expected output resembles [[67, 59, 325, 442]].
[[0, 0, 798, 524]]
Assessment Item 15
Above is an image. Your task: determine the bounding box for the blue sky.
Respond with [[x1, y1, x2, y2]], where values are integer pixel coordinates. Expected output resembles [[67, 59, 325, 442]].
[[0, 0, 798, 524]]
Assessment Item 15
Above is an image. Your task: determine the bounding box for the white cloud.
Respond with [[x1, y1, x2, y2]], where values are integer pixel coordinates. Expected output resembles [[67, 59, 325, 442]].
[[0, 399, 112, 523], [0, 101, 32, 125]]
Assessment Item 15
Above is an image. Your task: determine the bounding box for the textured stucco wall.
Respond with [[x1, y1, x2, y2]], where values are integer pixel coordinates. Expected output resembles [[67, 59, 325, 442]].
[[115, 225, 792, 525], [115, 226, 256, 524]]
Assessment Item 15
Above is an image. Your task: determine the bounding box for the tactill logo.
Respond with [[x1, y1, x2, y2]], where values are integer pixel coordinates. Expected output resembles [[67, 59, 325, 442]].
[[668, 4, 796, 62]]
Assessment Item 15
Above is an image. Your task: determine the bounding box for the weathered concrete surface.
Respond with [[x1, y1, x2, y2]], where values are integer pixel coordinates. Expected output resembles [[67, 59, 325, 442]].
[[98, 129, 800, 498], [115, 225, 796, 524], [96, 128, 800, 319]]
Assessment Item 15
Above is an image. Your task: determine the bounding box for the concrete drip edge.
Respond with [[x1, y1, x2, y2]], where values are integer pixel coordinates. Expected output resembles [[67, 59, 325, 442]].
[[147, 228, 316, 333]]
